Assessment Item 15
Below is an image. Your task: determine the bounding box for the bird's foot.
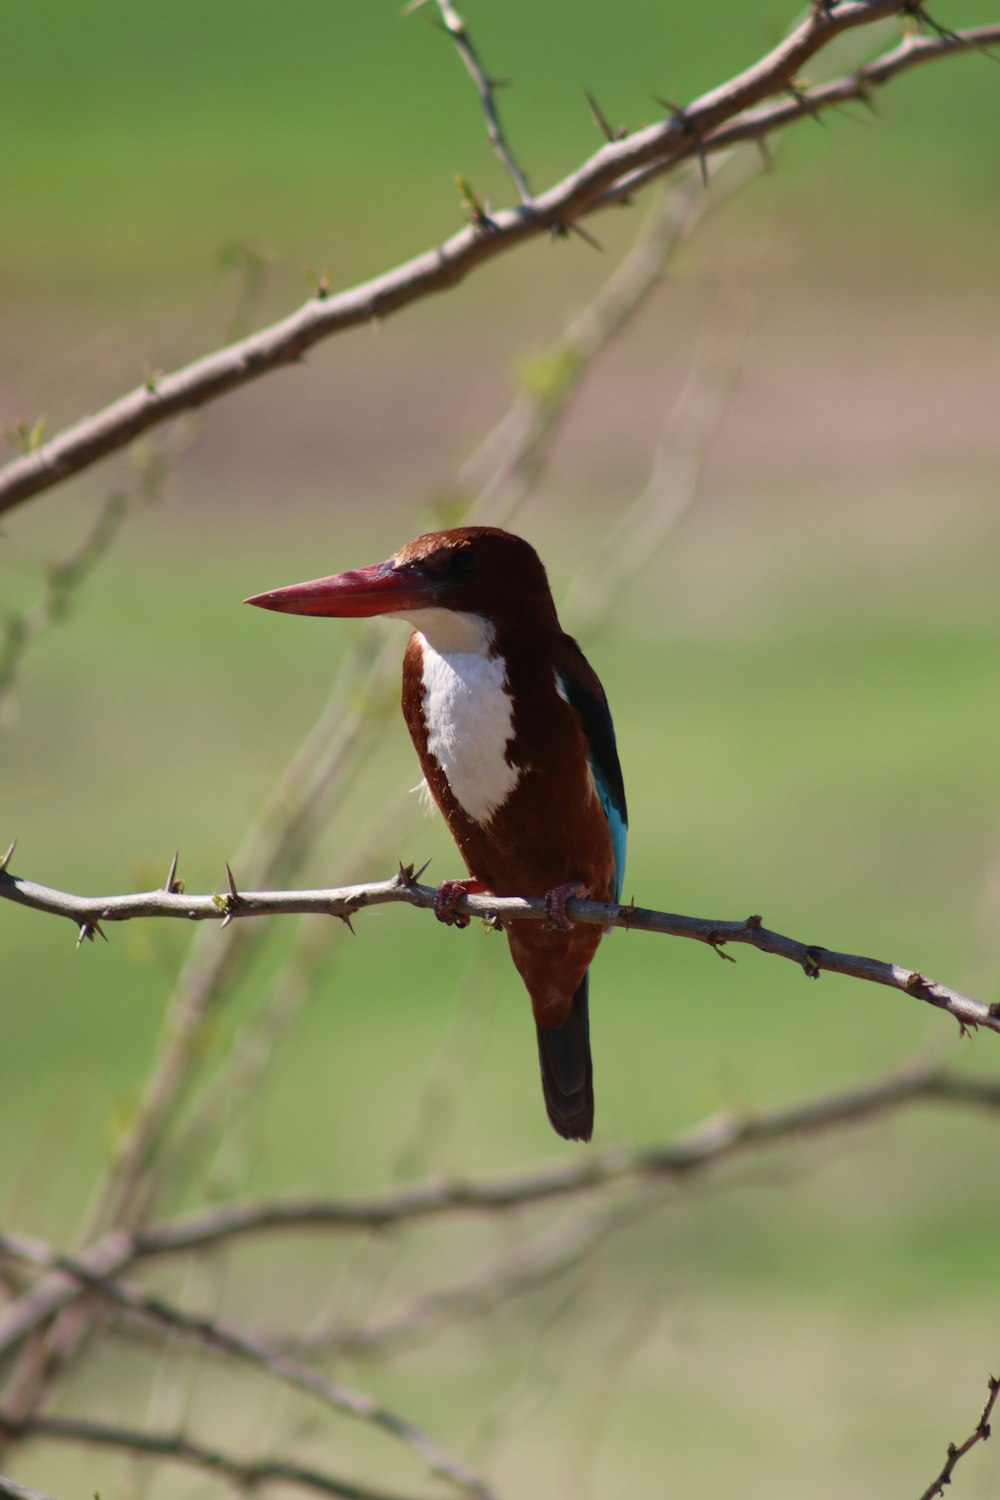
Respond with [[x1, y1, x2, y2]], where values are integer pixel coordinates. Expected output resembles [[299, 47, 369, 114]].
[[433, 878, 487, 929], [544, 881, 590, 932]]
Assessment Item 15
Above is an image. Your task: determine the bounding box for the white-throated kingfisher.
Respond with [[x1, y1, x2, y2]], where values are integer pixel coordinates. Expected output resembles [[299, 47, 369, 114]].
[[245, 527, 627, 1142]]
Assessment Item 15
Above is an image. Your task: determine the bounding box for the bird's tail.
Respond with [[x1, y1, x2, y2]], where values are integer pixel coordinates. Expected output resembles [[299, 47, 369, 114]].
[[535, 974, 594, 1142]]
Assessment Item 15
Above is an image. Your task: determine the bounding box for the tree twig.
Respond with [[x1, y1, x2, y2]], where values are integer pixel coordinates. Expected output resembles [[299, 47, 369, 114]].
[[918, 1374, 999, 1500], [0, 1414, 428, 1500], [3, 863, 997, 1036], [1, 13, 997, 517], [426, 0, 533, 204], [0, 1235, 495, 1500]]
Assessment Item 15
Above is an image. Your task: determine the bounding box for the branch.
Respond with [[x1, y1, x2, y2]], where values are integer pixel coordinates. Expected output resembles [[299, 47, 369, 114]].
[[0, 1236, 495, 1500], [1, 1061, 996, 1362], [3, 860, 998, 1036], [0, 1414, 427, 1500], [1, 11, 996, 516], [918, 1374, 999, 1500], [427, 0, 533, 203]]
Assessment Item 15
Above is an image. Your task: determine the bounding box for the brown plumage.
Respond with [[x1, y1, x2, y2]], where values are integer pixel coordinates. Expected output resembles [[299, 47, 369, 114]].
[[246, 526, 627, 1141]]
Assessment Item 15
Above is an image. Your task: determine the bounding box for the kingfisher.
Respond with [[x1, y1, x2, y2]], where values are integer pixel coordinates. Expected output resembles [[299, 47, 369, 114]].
[[245, 527, 627, 1142]]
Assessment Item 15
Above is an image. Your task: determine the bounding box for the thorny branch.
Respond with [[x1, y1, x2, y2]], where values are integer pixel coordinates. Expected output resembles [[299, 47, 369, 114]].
[[918, 1374, 1000, 1500], [425, 0, 534, 204], [3, 861, 998, 1037], [1, 13, 997, 515]]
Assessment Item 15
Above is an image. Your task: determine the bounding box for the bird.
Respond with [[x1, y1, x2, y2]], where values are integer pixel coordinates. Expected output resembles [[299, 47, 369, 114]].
[[245, 526, 626, 1142]]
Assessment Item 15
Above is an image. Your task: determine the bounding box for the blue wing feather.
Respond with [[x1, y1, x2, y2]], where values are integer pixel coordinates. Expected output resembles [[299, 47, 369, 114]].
[[556, 657, 627, 901]]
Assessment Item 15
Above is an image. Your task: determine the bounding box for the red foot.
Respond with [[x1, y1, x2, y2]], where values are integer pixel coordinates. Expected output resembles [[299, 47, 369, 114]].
[[433, 878, 487, 929], [544, 881, 590, 932]]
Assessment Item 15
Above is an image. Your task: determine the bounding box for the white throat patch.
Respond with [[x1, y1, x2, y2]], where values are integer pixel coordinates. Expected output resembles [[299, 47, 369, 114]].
[[404, 609, 520, 826]]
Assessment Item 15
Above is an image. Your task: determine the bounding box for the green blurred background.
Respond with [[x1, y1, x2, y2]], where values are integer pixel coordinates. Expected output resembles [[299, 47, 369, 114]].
[[2, 2, 1000, 1496]]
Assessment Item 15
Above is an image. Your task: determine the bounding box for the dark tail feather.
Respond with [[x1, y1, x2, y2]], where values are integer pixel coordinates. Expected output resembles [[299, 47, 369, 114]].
[[535, 974, 594, 1142]]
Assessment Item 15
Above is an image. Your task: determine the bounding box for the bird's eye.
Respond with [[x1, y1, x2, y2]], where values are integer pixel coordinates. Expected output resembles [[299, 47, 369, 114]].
[[448, 549, 479, 578]]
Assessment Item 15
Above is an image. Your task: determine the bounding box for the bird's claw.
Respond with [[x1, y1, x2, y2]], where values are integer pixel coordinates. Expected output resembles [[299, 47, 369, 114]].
[[433, 878, 485, 928], [544, 882, 589, 932]]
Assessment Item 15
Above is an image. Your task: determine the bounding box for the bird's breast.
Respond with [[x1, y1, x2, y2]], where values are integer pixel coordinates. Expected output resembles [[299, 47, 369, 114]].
[[418, 635, 521, 826]]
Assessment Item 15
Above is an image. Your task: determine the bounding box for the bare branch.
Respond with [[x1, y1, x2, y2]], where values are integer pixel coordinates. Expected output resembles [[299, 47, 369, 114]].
[[1, 1061, 996, 1366], [0, 1235, 495, 1500], [111, 1067, 1000, 1242], [918, 1374, 999, 1500], [1, 13, 997, 517], [428, 0, 533, 203], [0, 1414, 427, 1500], [3, 863, 998, 1036]]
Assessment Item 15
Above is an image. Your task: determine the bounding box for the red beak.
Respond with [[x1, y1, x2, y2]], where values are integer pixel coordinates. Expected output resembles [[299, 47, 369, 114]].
[[244, 559, 434, 618]]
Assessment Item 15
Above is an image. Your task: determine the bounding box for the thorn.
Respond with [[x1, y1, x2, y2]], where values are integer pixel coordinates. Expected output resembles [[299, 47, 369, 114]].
[[568, 220, 604, 253], [338, 911, 356, 935], [910, 6, 1000, 61], [164, 849, 184, 894], [907, 4, 962, 45], [455, 175, 497, 235], [585, 90, 627, 142], [657, 98, 709, 186], [0, 838, 16, 874], [755, 134, 775, 171], [853, 77, 879, 114], [786, 82, 824, 125], [76, 919, 108, 949], [218, 862, 243, 926], [618, 896, 638, 930]]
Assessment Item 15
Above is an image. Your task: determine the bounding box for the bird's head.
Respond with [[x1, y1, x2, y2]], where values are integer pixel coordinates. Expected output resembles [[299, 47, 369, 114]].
[[245, 527, 558, 638]]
